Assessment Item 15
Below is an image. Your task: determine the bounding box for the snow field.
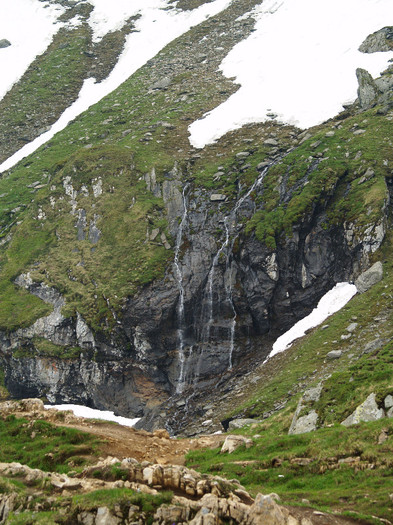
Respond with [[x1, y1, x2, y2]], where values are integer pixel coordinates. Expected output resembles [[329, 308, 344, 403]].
[[189, 0, 393, 148], [0, 0, 65, 101], [267, 282, 357, 361], [0, 0, 232, 174], [44, 403, 140, 427]]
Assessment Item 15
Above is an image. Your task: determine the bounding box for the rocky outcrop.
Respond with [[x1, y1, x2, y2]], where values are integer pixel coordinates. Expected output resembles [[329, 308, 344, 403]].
[[359, 27, 393, 53], [0, 459, 310, 525], [356, 66, 393, 110]]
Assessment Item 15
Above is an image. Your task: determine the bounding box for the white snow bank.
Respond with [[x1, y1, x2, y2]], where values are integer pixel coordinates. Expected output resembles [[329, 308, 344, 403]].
[[44, 404, 140, 427], [267, 282, 357, 360], [0, 0, 64, 102], [0, 0, 232, 174], [189, 0, 393, 148]]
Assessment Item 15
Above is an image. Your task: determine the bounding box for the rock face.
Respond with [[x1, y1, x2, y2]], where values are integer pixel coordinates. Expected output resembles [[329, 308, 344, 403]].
[[0, 156, 386, 432], [341, 393, 385, 427]]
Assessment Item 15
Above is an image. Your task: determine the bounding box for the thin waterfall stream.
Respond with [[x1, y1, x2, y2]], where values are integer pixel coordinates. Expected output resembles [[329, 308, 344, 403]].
[[173, 166, 270, 394], [174, 183, 189, 394], [199, 165, 270, 371]]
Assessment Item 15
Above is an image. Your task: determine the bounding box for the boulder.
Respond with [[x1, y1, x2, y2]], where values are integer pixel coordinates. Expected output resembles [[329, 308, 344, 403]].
[[326, 350, 342, 360], [221, 435, 253, 454], [384, 395, 393, 409], [355, 261, 383, 293], [341, 393, 385, 426], [249, 494, 286, 525], [0, 39, 11, 48], [149, 76, 171, 90]]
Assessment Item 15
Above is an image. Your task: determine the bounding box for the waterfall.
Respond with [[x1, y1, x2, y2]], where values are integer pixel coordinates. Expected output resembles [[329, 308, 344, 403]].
[[199, 166, 270, 367], [174, 183, 189, 394], [172, 166, 270, 395]]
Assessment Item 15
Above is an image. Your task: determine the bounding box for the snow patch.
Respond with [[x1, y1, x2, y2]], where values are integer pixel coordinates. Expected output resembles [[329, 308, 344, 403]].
[[0, 0, 65, 101], [267, 282, 357, 360], [189, 0, 393, 148], [0, 0, 232, 174], [44, 403, 140, 427]]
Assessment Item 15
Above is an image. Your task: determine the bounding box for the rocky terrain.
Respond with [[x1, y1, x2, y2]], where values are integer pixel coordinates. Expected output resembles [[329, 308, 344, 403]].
[[0, 399, 376, 524]]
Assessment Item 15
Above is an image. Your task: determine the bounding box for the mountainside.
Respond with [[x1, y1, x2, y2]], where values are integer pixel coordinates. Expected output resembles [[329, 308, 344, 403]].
[[1, 0, 393, 522]]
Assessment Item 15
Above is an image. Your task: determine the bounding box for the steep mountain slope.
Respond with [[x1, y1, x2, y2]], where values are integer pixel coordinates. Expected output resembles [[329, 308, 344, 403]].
[[0, 0, 392, 440]]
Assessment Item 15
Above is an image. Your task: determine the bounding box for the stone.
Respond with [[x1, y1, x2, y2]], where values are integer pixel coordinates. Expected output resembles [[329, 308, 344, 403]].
[[153, 428, 170, 439], [378, 429, 389, 444], [249, 494, 286, 525], [325, 131, 335, 137], [326, 350, 342, 360], [384, 395, 393, 409], [355, 261, 383, 293], [228, 418, 260, 431], [387, 407, 393, 418], [95, 507, 121, 525], [362, 338, 384, 354], [149, 77, 171, 90], [346, 322, 358, 333], [210, 194, 227, 202], [289, 410, 318, 435], [0, 39, 11, 48], [264, 138, 279, 147], [221, 435, 253, 454], [236, 151, 250, 158], [341, 393, 385, 426], [257, 161, 270, 171], [150, 228, 160, 241], [303, 384, 323, 403]]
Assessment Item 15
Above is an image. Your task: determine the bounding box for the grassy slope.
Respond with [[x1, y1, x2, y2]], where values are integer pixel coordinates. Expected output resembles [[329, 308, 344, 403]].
[[0, 415, 99, 474]]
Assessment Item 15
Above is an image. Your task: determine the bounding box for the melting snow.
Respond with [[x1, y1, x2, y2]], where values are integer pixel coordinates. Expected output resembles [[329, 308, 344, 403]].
[[44, 404, 140, 427], [0, 0, 232, 174], [0, 0, 65, 101], [189, 0, 393, 148], [267, 282, 357, 360]]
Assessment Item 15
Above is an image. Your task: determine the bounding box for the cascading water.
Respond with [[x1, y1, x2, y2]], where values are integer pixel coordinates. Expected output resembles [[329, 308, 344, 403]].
[[172, 166, 270, 395], [199, 166, 270, 368], [174, 184, 189, 394]]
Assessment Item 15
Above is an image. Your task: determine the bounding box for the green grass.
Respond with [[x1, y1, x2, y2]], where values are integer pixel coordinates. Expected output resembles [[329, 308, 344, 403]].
[[0, 415, 100, 473], [186, 419, 393, 521], [73, 488, 173, 514], [246, 104, 393, 248]]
